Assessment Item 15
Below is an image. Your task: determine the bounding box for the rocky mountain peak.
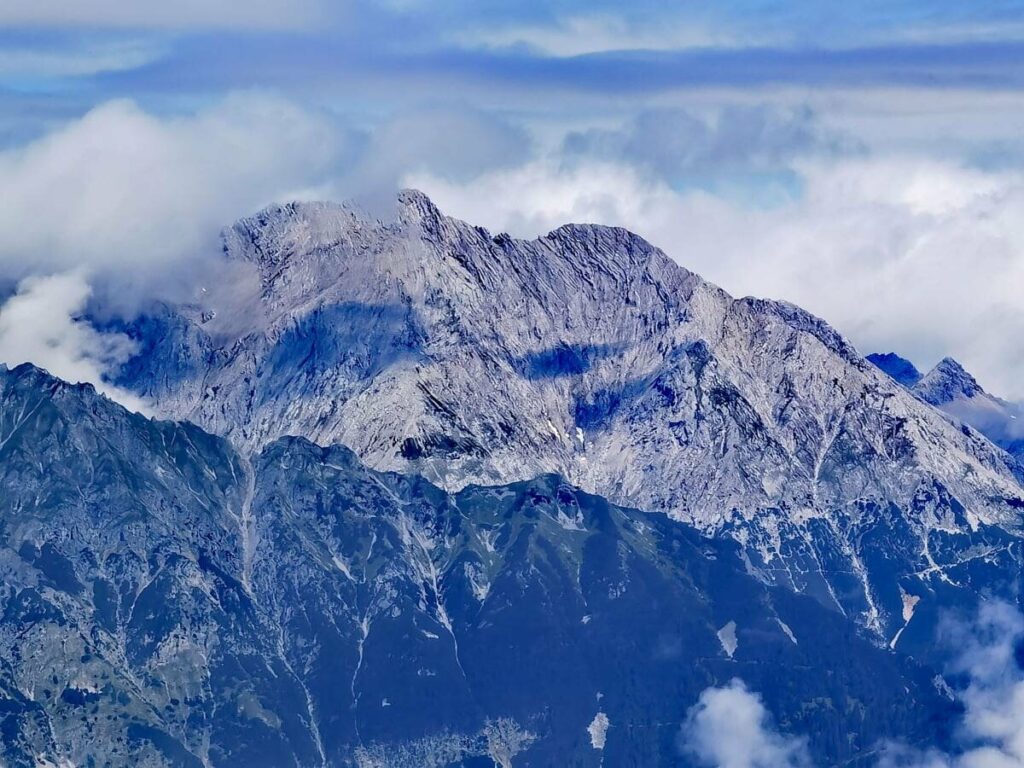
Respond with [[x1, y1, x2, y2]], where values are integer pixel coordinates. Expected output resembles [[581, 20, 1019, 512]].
[[395, 186, 444, 225], [868, 352, 1024, 464], [915, 356, 984, 404], [119, 193, 1024, 521]]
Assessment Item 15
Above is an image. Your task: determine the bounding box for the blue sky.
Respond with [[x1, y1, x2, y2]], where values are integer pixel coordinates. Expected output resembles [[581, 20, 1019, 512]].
[[2, 1, 1024, 397], [4, 1, 1024, 129]]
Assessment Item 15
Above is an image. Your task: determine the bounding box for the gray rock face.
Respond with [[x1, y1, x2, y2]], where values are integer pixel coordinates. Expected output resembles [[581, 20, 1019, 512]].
[[0, 363, 956, 767], [112, 191, 1024, 639]]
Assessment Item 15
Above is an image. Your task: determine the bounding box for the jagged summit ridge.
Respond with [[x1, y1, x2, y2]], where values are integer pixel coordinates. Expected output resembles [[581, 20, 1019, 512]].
[[225, 189, 667, 287], [915, 357, 984, 404], [119, 190, 1024, 522]]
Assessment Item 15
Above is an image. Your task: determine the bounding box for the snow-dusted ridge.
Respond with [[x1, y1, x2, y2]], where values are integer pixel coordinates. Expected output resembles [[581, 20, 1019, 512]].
[[113, 189, 1024, 637]]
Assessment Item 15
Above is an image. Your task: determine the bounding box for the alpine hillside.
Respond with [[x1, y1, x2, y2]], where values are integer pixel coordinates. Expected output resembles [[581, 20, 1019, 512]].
[[0, 363, 955, 767]]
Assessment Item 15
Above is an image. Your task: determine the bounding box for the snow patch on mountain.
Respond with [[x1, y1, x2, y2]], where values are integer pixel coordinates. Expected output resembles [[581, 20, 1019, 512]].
[[718, 621, 739, 658], [587, 711, 610, 750]]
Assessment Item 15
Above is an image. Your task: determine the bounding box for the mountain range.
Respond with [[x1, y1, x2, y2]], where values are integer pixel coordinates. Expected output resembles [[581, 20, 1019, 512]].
[[109, 191, 1024, 650], [1, 191, 1023, 765]]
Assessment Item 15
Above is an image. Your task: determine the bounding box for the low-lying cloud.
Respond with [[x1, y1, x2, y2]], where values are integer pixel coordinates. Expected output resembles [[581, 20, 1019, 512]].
[[0, 272, 148, 411], [877, 602, 1024, 768], [680, 679, 811, 768], [680, 603, 1024, 768]]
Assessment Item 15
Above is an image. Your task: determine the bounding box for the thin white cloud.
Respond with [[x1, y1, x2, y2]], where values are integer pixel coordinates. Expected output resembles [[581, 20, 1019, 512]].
[[0, 38, 165, 79], [680, 678, 811, 768], [456, 13, 741, 57], [0, 0, 331, 30]]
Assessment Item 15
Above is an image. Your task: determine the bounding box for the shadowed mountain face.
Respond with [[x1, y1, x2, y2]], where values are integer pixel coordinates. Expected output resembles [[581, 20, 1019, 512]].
[[0, 364, 957, 767], [108, 192, 1024, 645], [866, 353, 922, 387]]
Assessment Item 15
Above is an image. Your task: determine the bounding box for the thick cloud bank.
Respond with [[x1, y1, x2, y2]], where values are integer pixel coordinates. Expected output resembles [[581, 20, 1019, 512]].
[[0, 94, 537, 405], [3, 92, 1024, 409], [0, 93, 350, 406], [0, 94, 342, 297]]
